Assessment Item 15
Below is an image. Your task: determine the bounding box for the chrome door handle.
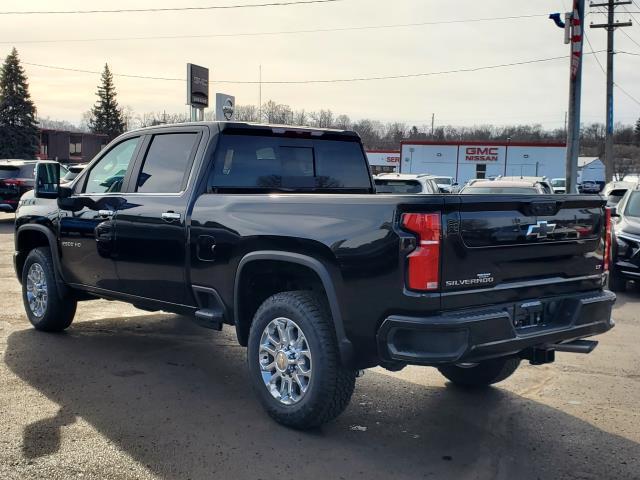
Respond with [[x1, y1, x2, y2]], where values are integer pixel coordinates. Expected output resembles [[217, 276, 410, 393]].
[[161, 211, 181, 221], [98, 209, 115, 218]]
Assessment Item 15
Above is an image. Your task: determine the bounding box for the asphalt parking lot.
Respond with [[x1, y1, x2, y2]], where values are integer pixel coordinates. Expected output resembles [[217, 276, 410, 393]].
[[0, 212, 639, 480]]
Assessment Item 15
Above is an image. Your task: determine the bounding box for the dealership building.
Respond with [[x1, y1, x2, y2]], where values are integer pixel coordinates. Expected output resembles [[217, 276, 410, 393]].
[[36, 129, 108, 164], [399, 140, 567, 183], [365, 149, 401, 175]]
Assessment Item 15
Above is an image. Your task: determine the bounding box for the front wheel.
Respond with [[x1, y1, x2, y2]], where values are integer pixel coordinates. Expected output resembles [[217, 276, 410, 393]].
[[21, 247, 76, 332], [247, 291, 356, 429], [438, 357, 521, 387]]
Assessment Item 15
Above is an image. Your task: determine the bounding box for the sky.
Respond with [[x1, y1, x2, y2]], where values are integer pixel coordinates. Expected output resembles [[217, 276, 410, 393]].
[[1, 0, 640, 129]]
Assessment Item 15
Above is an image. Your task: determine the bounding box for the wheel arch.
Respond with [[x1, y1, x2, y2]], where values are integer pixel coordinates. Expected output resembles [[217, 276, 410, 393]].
[[234, 251, 354, 367], [15, 225, 68, 296]]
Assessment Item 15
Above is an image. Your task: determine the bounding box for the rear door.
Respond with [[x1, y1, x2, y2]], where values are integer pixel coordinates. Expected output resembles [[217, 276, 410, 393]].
[[114, 127, 204, 305], [440, 194, 605, 310]]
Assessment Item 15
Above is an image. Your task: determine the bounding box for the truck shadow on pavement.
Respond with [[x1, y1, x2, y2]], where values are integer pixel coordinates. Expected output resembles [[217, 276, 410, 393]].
[[5, 314, 640, 480]]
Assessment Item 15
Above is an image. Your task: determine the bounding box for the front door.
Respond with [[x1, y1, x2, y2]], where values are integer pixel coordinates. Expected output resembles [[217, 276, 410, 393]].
[[58, 136, 142, 290], [114, 129, 203, 306]]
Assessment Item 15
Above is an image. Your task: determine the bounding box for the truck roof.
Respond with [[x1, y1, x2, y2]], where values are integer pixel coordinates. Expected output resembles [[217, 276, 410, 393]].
[[131, 121, 361, 139]]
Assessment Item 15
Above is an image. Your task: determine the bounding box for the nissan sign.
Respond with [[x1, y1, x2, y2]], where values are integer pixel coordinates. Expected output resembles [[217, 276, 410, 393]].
[[187, 63, 209, 108], [215, 93, 235, 121]]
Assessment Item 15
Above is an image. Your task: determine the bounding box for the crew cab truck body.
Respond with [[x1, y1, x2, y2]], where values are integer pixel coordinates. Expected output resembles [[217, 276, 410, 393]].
[[14, 122, 615, 429]]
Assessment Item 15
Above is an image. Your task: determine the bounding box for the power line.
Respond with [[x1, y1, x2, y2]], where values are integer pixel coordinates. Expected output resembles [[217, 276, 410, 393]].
[[23, 53, 593, 85], [585, 30, 640, 106], [0, 0, 343, 15], [1, 13, 551, 45]]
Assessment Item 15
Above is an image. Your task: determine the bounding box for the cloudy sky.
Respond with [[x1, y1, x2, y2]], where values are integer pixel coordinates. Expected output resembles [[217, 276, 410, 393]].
[[1, 0, 640, 129]]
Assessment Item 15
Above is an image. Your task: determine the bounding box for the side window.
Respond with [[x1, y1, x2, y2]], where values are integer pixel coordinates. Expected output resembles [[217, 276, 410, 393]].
[[84, 137, 139, 194], [136, 133, 199, 193]]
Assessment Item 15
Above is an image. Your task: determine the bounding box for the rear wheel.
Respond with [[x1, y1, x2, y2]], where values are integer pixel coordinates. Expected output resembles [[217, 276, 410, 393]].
[[438, 357, 520, 387], [21, 247, 76, 332], [247, 291, 356, 429]]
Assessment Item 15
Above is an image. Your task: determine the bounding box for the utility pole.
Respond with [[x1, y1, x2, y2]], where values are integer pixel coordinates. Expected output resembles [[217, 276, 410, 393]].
[[258, 65, 262, 122], [565, 0, 586, 194], [431, 113, 435, 137], [590, 1, 632, 182]]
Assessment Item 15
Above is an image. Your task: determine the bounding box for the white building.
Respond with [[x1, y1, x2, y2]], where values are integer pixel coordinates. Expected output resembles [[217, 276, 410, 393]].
[[366, 150, 401, 175], [400, 141, 567, 184], [577, 157, 605, 183]]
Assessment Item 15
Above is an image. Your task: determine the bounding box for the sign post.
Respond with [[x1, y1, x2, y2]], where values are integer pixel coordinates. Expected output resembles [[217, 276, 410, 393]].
[[186, 63, 209, 122]]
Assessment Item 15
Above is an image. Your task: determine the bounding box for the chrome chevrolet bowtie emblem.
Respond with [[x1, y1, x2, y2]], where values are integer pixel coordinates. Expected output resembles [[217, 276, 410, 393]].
[[526, 220, 556, 239]]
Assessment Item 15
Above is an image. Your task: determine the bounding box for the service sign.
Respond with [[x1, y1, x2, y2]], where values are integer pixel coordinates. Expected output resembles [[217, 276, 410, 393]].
[[187, 63, 209, 108]]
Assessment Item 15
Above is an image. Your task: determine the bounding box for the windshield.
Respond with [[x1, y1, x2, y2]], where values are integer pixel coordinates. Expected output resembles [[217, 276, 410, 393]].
[[551, 179, 566, 187], [375, 179, 423, 194], [433, 177, 451, 185], [462, 186, 538, 194], [625, 192, 640, 217]]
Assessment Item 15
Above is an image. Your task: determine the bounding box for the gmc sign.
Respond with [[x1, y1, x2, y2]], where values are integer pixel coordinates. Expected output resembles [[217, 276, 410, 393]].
[[465, 147, 499, 162]]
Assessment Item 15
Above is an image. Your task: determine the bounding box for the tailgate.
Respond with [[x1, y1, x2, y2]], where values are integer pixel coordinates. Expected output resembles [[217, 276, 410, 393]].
[[440, 195, 606, 310]]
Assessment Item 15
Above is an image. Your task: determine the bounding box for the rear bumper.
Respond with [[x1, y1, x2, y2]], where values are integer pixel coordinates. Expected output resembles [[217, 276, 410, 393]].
[[377, 289, 616, 366]]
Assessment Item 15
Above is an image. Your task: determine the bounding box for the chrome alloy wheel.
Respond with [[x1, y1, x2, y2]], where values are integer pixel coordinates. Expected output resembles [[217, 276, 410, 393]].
[[259, 317, 312, 405], [26, 263, 48, 318]]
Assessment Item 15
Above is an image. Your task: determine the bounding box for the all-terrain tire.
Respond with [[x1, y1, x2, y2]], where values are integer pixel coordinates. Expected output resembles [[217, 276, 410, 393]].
[[21, 247, 76, 332], [438, 357, 521, 387], [247, 291, 356, 429]]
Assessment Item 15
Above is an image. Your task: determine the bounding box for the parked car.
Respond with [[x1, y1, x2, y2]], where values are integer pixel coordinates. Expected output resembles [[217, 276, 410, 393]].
[[500, 176, 554, 194], [609, 187, 640, 291], [431, 176, 458, 193], [603, 180, 635, 207], [460, 179, 549, 194], [14, 122, 615, 429], [60, 164, 86, 185], [551, 178, 566, 194], [374, 173, 440, 194], [0, 160, 68, 212], [579, 181, 602, 194]]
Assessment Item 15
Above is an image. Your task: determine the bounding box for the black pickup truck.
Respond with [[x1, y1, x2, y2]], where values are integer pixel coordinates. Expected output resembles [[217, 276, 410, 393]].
[[14, 122, 615, 429]]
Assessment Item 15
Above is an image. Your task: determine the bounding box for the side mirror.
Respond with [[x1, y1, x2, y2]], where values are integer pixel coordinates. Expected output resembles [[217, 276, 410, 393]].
[[34, 161, 60, 199], [609, 206, 620, 218], [452, 182, 459, 186]]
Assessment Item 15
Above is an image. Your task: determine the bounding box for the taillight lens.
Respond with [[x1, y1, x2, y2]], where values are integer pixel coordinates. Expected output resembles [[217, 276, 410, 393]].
[[1, 179, 25, 187], [402, 213, 441, 291], [604, 207, 612, 272]]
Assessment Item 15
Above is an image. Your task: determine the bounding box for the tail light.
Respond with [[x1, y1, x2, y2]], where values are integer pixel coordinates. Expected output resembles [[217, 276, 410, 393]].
[[402, 213, 441, 291], [1, 179, 26, 187], [604, 207, 612, 272]]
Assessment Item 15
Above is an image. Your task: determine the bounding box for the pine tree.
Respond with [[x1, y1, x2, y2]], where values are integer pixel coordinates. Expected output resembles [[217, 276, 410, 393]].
[[635, 117, 640, 145], [89, 64, 126, 139], [0, 48, 39, 159]]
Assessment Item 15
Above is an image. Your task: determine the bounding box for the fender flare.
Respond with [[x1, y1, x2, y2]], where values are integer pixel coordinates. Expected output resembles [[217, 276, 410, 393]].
[[16, 224, 68, 297], [234, 251, 354, 367]]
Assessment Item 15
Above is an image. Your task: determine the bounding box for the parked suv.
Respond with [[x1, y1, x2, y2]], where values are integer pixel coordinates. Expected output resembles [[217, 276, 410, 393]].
[[374, 173, 440, 194], [0, 160, 68, 212], [14, 122, 615, 429], [610, 187, 640, 291]]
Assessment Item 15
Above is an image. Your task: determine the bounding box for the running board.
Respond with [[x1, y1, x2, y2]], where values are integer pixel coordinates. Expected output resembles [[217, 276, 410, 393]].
[[549, 339, 598, 354], [194, 309, 223, 331]]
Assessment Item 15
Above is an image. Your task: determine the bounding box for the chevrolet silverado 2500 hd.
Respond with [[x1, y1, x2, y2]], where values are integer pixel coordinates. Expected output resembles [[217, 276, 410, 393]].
[[14, 122, 615, 429]]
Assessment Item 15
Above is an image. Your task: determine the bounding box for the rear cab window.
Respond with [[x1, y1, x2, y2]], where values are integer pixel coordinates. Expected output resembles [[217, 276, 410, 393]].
[[375, 180, 423, 194], [208, 133, 372, 192]]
